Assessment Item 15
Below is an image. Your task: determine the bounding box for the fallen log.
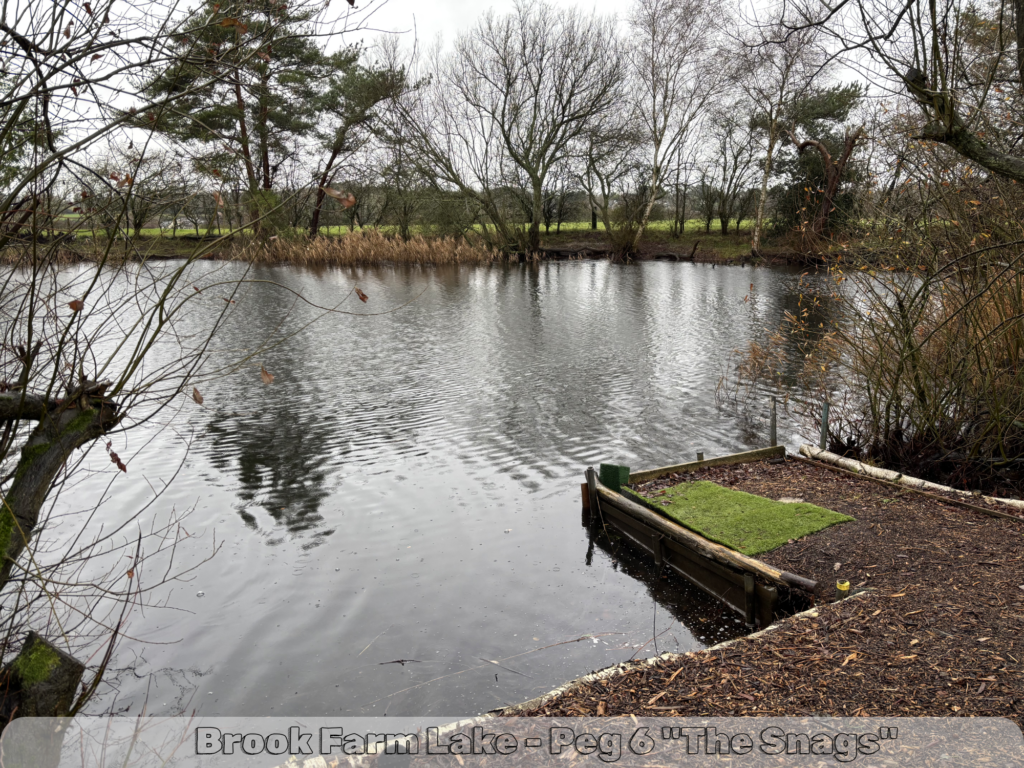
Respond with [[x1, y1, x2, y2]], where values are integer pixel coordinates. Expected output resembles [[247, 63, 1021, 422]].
[[799, 444, 1024, 512]]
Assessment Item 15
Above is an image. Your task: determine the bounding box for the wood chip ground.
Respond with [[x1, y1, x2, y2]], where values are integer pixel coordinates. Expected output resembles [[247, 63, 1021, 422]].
[[506, 459, 1024, 725]]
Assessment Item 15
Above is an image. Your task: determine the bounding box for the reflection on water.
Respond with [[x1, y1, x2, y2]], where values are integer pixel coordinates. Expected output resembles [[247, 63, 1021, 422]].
[[583, 521, 750, 649], [54, 260, 820, 718]]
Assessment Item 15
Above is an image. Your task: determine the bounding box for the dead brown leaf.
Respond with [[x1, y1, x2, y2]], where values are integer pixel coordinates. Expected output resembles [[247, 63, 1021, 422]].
[[322, 187, 357, 208], [260, 365, 274, 385], [219, 17, 248, 32], [109, 451, 126, 473]]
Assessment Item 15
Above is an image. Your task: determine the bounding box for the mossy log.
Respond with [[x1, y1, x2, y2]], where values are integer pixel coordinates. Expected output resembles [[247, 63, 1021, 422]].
[[0, 632, 85, 767], [2, 631, 85, 718]]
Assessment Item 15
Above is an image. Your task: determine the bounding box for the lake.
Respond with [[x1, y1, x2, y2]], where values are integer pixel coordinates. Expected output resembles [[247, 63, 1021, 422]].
[[43, 259, 815, 717]]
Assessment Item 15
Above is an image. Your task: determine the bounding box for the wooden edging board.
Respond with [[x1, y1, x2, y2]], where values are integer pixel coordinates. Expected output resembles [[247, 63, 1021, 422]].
[[593, 481, 776, 626], [595, 482, 817, 593], [628, 445, 786, 484]]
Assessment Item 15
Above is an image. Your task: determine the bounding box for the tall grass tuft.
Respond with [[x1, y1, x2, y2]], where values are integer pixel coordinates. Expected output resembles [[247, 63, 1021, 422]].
[[233, 230, 499, 266]]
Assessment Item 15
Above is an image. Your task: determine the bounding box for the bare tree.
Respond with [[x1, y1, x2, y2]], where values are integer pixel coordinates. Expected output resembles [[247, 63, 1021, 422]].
[[789, 0, 1024, 183], [735, 20, 827, 253], [626, 0, 723, 252], [710, 107, 759, 234], [576, 115, 645, 249], [0, 0, 371, 718], [405, 0, 624, 252]]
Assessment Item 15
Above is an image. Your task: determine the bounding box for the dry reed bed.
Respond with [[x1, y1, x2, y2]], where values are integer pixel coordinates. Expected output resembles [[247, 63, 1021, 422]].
[[233, 231, 499, 266], [0, 246, 84, 266]]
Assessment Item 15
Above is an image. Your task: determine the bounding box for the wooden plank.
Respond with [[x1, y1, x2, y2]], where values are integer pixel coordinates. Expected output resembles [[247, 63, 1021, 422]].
[[596, 504, 775, 624], [596, 482, 818, 593], [628, 445, 786, 484], [755, 583, 777, 628], [609, 513, 748, 616], [586, 467, 599, 526], [663, 549, 748, 617], [743, 573, 756, 626]]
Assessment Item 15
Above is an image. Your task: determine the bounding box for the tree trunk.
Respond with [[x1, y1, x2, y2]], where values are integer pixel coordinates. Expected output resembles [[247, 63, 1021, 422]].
[[529, 181, 543, 251], [680, 187, 688, 236], [630, 165, 661, 253], [232, 76, 260, 229], [2, 631, 85, 719], [309, 144, 342, 238], [718, 190, 730, 234], [258, 71, 272, 191], [0, 390, 117, 595], [591, 208, 597, 230], [751, 131, 777, 255], [1017, 0, 1024, 87], [790, 127, 863, 236]]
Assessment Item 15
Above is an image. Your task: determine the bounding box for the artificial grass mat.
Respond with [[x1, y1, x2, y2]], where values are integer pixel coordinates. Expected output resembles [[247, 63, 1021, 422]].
[[627, 480, 852, 556]]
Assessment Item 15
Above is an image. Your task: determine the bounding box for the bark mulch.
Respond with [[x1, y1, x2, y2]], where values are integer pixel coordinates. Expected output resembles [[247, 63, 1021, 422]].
[[506, 458, 1024, 725]]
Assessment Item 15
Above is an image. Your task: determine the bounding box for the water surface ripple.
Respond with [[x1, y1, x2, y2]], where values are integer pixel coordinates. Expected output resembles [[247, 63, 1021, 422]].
[[56, 260, 814, 717]]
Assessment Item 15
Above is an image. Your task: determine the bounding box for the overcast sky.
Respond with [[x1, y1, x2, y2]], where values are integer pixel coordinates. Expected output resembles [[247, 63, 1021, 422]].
[[350, 0, 625, 50]]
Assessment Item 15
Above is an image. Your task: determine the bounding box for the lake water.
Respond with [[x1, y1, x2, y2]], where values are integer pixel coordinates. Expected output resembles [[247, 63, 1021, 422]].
[[43, 259, 816, 718]]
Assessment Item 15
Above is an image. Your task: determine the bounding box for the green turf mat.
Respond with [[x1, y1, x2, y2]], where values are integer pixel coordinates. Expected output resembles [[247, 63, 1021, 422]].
[[628, 481, 852, 556]]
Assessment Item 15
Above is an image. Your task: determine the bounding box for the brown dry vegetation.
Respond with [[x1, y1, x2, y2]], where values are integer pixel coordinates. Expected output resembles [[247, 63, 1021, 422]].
[[0, 230, 502, 267], [230, 230, 499, 266]]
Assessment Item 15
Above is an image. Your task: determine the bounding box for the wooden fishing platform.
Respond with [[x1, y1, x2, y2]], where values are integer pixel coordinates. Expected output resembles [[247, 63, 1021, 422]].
[[582, 446, 819, 628]]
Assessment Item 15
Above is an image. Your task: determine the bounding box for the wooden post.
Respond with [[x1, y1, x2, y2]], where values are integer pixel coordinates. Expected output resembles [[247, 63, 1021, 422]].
[[586, 467, 600, 527], [743, 573, 756, 626], [769, 396, 777, 447], [819, 401, 830, 450]]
